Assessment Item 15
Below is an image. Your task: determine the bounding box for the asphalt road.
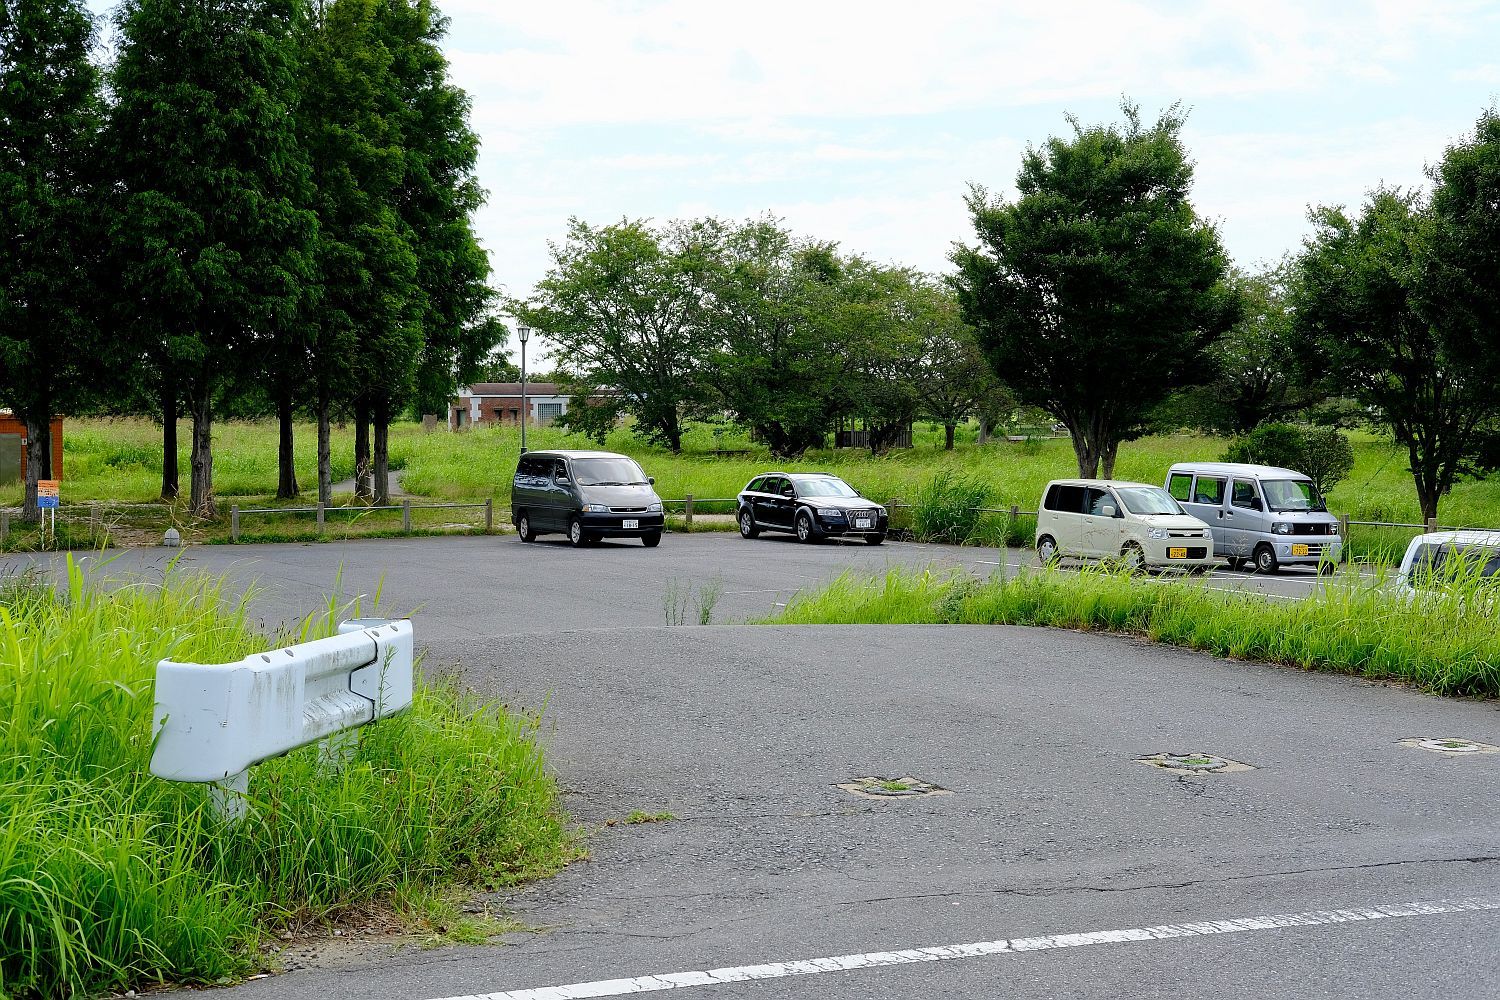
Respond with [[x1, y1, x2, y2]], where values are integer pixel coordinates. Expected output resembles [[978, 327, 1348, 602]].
[[6, 535, 1495, 998]]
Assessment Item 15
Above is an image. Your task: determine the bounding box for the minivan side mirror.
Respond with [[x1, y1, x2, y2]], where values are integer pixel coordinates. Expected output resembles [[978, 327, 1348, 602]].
[[648, 476, 655, 485], [1099, 504, 1117, 518], [557, 475, 571, 485]]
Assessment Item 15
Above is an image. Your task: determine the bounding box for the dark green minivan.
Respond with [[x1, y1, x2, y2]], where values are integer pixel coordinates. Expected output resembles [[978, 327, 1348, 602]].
[[511, 450, 665, 547]]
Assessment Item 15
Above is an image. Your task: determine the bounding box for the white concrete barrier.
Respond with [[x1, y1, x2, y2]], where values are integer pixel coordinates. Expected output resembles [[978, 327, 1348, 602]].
[[150, 619, 414, 818]]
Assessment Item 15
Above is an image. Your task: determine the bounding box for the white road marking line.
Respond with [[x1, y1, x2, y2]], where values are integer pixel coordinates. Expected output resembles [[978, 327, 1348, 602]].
[[431, 897, 1500, 1000]]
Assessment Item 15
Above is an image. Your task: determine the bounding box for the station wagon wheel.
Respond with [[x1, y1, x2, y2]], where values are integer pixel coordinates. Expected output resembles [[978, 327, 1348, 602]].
[[567, 516, 585, 547], [1253, 543, 1279, 574], [517, 511, 536, 543], [1037, 535, 1059, 566], [739, 508, 760, 539], [864, 532, 885, 546], [795, 510, 818, 543]]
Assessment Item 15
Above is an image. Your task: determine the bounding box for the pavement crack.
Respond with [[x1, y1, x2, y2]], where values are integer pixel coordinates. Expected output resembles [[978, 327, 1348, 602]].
[[832, 855, 1500, 907]]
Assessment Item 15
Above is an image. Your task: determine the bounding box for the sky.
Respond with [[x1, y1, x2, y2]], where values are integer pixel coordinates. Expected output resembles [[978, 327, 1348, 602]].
[[88, 1, 1500, 363]]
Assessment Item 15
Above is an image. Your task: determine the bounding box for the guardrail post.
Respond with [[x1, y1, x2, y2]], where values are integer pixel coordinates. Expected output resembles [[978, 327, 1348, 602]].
[[317, 502, 326, 536], [484, 498, 493, 533], [1338, 513, 1349, 537], [230, 504, 240, 543], [402, 497, 412, 533], [684, 494, 694, 531], [1425, 516, 1438, 534], [0, 510, 8, 546]]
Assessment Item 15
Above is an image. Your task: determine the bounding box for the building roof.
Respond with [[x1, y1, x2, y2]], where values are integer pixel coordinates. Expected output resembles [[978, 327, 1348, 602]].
[[461, 383, 564, 397]]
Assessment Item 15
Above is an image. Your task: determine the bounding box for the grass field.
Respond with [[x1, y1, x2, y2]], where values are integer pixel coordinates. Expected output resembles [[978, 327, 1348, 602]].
[[0, 560, 573, 998], [764, 565, 1500, 698], [12, 417, 1500, 551]]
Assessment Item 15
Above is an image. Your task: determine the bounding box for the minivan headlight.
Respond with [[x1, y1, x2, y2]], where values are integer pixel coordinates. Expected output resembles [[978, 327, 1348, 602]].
[[1273, 522, 1293, 535], [1148, 528, 1168, 539], [646, 501, 663, 513], [583, 504, 609, 513]]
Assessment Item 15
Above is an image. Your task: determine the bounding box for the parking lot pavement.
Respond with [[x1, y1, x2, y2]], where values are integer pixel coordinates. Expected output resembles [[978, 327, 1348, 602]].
[[0, 533, 1329, 636], [220, 624, 1500, 1000]]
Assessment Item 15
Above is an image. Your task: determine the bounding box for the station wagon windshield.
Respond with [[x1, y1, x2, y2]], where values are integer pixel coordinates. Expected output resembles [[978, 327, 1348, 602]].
[[1262, 479, 1324, 512], [1116, 487, 1183, 516], [1410, 544, 1500, 588], [796, 478, 859, 498], [572, 458, 648, 486]]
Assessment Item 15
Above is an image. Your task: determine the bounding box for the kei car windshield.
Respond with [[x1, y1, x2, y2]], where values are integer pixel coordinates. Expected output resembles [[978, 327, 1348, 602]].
[[796, 478, 859, 498], [572, 458, 648, 486], [1116, 487, 1184, 516], [1262, 479, 1323, 512]]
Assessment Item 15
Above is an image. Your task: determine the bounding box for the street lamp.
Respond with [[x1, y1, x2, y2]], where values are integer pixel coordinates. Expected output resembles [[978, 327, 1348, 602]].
[[517, 323, 531, 454]]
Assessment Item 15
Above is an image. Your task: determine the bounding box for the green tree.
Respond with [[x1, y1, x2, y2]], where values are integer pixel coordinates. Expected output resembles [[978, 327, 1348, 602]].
[[1425, 107, 1500, 397], [1170, 264, 1327, 435], [951, 102, 1239, 477], [108, 0, 316, 516], [0, 0, 104, 520], [368, 0, 495, 504], [1292, 188, 1497, 521], [1220, 423, 1354, 496], [697, 218, 852, 456], [906, 280, 1003, 450], [518, 217, 715, 452]]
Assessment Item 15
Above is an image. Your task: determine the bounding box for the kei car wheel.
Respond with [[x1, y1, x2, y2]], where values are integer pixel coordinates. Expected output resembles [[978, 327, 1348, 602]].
[[1037, 535, 1059, 566], [1254, 544, 1279, 574]]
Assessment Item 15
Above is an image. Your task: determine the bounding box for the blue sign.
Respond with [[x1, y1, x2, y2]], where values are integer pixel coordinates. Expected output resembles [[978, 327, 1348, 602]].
[[37, 496, 59, 509]]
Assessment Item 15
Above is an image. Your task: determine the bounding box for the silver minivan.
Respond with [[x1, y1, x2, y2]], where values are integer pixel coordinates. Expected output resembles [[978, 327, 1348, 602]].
[[1166, 462, 1342, 573]]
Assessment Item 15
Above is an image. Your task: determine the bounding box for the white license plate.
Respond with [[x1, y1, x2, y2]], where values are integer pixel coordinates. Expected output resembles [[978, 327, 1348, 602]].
[[854, 518, 872, 529], [622, 519, 639, 529]]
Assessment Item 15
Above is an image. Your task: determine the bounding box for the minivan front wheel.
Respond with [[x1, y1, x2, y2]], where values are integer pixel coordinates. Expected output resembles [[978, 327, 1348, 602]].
[[517, 512, 536, 543], [641, 531, 662, 548], [567, 516, 586, 548], [1253, 544, 1279, 574]]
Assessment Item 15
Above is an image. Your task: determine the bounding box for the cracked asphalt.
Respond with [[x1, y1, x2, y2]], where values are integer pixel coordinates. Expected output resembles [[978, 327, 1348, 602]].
[[7, 535, 1496, 998]]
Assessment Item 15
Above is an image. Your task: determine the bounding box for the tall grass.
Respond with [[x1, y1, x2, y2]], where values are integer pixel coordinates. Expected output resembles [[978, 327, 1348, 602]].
[[0, 559, 570, 999], [764, 565, 1500, 698]]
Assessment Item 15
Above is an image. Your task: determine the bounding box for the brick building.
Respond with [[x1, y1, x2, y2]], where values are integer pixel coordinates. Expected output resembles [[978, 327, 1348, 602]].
[[0, 412, 64, 485]]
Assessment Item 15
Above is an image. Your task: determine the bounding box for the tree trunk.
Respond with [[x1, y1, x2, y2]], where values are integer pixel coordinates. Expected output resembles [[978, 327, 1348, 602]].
[[373, 396, 390, 506], [276, 388, 299, 499], [160, 382, 179, 502], [21, 411, 49, 522], [1070, 429, 1100, 478], [977, 417, 989, 445], [944, 423, 956, 450], [354, 396, 372, 502], [189, 389, 216, 517], [1100, 439, 1120, 480], [317, 390, 332, 505]]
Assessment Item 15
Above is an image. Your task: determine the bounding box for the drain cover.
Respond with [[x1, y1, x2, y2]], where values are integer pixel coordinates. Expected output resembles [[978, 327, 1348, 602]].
[[1137, 752, 1255, 775], [1399, 738, 1500, 756], [836, 776, 951, 799]]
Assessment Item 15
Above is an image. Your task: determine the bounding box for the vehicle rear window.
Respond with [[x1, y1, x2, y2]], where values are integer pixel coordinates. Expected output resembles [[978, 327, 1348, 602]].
[[745, 476, 765, 493], [1193, 476, 1226, 505], [1044, 484, 1087, 513], [1167, 473, 1192, 502]]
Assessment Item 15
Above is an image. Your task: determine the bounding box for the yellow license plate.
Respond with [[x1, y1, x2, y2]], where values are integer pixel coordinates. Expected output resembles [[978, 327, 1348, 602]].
[[1168, 547, 1187, 559], [1291, 544, 1309, 557]]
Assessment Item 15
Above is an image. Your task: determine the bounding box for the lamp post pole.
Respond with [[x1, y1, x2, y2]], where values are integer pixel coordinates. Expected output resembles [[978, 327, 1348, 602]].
[[517, 324, 531, 454]]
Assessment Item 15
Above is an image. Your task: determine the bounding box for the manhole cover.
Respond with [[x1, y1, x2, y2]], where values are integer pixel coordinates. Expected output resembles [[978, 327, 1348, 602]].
[[1137, 752, 1256, 775], [1398, 738, 1500, 756], [836, 776, 952, 799]]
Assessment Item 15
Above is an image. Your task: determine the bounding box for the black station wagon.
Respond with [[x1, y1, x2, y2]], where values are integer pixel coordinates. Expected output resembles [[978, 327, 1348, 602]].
[[736, 473, 888, 544]]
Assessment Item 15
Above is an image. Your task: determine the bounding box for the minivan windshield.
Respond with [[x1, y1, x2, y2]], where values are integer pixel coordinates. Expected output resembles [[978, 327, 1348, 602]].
[[572, 457, 648, 486], [796, 477, 859, 498], [1262, 479, 1325, 512], [1116, 487, 1184, 517]]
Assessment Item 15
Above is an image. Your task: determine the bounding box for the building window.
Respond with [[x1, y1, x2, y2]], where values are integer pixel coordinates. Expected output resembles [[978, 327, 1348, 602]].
[[537, 402, 564, 421]]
